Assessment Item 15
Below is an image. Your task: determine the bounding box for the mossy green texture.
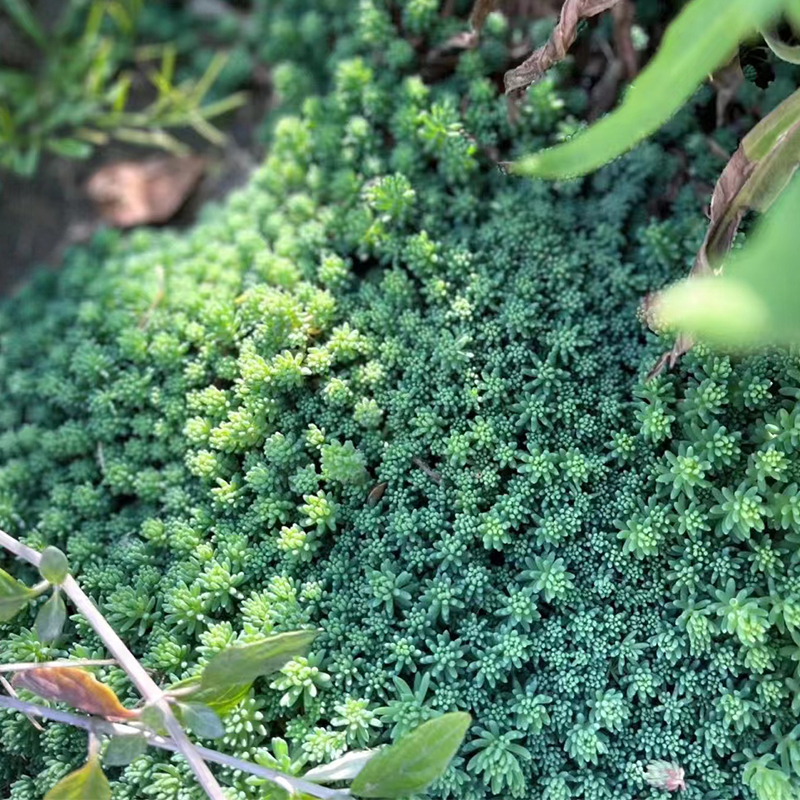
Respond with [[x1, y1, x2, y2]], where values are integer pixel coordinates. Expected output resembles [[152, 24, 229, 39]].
[[1, 3, 800, 800]]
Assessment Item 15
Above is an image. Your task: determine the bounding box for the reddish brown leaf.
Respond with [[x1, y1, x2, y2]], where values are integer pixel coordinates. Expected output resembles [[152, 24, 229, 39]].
[[12, 667, 137, 721], [504, 0, 621, 94], [86, 156, 206, 228]]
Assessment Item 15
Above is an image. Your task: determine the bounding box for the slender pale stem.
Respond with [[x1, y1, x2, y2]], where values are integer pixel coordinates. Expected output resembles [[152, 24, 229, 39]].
[[0, 696, 344, 799], [0, 529, 227, 800], [0, 659, 117, 673]]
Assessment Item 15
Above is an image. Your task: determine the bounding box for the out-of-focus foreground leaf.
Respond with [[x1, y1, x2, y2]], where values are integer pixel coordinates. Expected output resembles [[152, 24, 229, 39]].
[[657, 174, 800, 347], [44, 756, 111, 800], [515, 0, 784, 178], [0, 568, 37, 621]]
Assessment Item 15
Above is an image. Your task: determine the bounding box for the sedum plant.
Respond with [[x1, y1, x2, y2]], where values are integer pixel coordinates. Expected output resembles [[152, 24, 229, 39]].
[[0, 2, 799, 800]]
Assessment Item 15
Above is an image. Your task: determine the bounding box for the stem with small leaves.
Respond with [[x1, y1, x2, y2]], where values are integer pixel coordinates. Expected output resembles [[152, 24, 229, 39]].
[[0, 695, 344, 799], [0, 528, 227, 800]]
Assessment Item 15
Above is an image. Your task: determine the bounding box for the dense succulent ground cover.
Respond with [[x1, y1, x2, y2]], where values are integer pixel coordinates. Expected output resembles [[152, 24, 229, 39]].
[[2, 2, 800, 799]]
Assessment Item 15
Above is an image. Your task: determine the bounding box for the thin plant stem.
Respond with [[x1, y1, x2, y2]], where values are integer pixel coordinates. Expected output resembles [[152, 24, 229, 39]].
[[0, 659, 117, 673]]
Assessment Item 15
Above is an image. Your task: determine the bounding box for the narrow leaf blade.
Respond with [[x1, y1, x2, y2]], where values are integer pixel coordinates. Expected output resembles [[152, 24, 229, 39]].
[[350, 712, 471, 798], [200, 630, 320, 690], [12, 667, 137, 720], [44, 756, 110, 800], [515, 0, 783, 178]]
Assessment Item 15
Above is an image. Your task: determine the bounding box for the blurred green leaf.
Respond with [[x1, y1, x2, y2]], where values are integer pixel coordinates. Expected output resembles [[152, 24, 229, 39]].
[[659, 175, 800, 346], [44, 756, 110, 800], [1, 0, 47, 48], [140, 704, 168, 735], [103, 733, 147, 766], [44, 138, 93, 159], [762, 25, 800, 64], [179, 702, 225, 739], [39, 546, 70, 585], [35, 590, 67, 643], [350, 712, 471, 798], [200, 630, 320, 691], [0, 568, 36, 622], [515, 0, 784, 178]]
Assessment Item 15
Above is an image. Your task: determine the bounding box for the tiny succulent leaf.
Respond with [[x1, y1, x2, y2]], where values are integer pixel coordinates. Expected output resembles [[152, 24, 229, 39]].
[[200, 629, 320, 690], [350, 712, 471, 798], [12, 667, 137, 720]]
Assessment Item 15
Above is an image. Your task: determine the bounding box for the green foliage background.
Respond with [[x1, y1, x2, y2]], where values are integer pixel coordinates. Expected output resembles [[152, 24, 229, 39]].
[[1, 2, 800, 800]]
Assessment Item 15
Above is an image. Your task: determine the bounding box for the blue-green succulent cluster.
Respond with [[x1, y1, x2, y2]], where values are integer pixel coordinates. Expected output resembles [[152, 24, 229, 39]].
[[1, 2, 800, 800]]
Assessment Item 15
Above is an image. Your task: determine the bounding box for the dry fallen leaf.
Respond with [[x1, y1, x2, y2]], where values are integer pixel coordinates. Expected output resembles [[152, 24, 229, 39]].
[[86, 156, 206, 228], [12, 667, 138, 721], [504, 0, 621, 94]]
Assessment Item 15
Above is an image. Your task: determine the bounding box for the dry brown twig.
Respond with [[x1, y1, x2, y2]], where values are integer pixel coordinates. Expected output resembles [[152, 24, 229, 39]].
[[503, 0, 621, 94]]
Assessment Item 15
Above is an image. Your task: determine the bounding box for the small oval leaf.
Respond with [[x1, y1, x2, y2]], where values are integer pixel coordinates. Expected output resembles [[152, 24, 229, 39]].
[[35, 591, 67, 643], [44, 755, 110, 800], [39, 546, 70, 585], [200, 630, 320, 691], [104, 733, 148, 766], [179, 702, 225, 739], [350, 712, 471, 798], [0, 567, 36, 621], [140, 704, 168, 735], [12, 667, 137, 720]]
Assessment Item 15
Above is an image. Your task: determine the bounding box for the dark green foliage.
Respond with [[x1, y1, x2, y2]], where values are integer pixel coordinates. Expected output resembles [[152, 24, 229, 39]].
[[1, 2, 800, 800]]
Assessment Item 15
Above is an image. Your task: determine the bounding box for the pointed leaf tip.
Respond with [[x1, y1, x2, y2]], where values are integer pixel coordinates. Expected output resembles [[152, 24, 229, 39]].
[[0, 567, 36, 622], [200, 629, 320, 691], [44, 756, 110, 800], [350, 712, 471, 798]]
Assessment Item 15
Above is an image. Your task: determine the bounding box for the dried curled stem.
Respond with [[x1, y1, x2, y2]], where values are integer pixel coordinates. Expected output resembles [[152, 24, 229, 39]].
[[504, 0, 621, 94]]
